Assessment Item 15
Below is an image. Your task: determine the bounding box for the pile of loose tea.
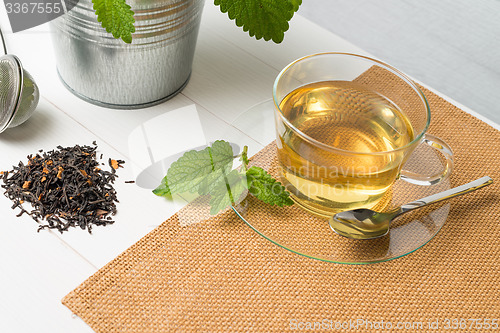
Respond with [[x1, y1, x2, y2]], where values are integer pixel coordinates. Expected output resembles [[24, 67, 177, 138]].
[[0, 143, 124, 233]]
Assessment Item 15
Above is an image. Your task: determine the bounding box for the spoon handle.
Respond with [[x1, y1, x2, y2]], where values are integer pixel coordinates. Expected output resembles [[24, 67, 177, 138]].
[[400, 176, 493, 213]]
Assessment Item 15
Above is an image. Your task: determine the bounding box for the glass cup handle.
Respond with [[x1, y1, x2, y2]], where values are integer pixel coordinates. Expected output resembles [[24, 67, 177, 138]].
[[400, 134, 454, 186]]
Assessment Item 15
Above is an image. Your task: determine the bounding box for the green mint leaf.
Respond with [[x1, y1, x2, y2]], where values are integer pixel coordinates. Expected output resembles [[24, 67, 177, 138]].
[[152, 183, 171, 196], [246, 166, 294, 206], [209, 140, 235, 172], [93, 0, 135, 43], [152, 175, 171, 196], [209, 170, 248, 215], [153, 141, 234, 196], [165, 147, 212, 194], [197, 169, 225, 196], [153, 141, 295, 216], [214, 0, 301, 43], [290, 0, 302, 12], [198, 140, 234, 195]]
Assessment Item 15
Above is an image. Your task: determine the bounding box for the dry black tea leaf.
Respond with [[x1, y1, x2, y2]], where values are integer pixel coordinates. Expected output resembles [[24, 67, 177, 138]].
[[0, 144, 124, 233]]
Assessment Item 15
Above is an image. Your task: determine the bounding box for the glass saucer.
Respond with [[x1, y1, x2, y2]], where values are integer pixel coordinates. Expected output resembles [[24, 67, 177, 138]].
[[229, 100, 451, 264]]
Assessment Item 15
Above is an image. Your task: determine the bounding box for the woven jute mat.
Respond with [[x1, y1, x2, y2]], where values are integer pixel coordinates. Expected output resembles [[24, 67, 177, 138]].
[[63, 84, 500, 331]]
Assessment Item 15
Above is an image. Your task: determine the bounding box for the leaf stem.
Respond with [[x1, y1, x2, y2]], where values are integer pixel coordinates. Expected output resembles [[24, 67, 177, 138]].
[[240, 146, 249, 171], [215, 145, 235, 205], [208, 146, 215, 172], [223, 172, 235, 205]]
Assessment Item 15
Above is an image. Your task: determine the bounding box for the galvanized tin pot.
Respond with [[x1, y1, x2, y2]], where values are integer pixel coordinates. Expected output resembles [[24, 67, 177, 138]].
[[51, 0, 204, 109]]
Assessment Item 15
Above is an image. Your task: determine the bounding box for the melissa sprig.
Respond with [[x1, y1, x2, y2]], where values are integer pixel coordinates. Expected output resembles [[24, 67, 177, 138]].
[[153, 140, 294, 215]]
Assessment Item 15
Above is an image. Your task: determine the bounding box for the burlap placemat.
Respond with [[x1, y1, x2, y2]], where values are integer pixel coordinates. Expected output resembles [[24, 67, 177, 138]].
[[63, 84, 499, 331]]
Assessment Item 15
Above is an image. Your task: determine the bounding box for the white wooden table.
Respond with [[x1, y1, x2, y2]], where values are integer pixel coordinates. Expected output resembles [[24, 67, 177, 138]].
[[0, 3, 498, 332]]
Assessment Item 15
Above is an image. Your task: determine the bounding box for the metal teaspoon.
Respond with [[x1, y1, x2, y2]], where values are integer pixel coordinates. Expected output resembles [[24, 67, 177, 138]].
[[329, 176, 493, 240]]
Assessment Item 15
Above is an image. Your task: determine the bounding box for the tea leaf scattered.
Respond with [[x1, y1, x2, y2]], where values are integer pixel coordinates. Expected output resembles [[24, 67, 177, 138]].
[[0, 144, 124, 233]]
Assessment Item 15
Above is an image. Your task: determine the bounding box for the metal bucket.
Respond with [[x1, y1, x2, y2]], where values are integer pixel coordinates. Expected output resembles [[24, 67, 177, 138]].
[[51, 0, 204, 109]]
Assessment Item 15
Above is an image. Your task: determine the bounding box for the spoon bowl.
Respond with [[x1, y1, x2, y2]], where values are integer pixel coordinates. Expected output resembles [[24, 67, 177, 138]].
[[329, 176, 493, 240], [329, 209, 398, 240]]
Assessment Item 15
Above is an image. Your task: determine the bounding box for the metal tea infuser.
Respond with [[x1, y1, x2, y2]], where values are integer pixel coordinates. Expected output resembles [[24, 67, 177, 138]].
[[0, 27, 40, 133]]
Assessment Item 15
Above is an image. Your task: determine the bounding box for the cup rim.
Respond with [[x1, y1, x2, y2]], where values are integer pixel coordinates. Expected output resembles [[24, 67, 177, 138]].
[[272, 52, 431, 156]]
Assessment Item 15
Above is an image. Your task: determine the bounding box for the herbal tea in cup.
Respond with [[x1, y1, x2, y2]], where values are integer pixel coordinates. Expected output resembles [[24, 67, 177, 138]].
[[273, 53, 454, 218]]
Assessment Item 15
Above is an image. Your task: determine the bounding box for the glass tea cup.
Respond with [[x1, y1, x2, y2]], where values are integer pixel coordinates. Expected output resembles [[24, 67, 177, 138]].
[[273, 53, 453, 218]]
